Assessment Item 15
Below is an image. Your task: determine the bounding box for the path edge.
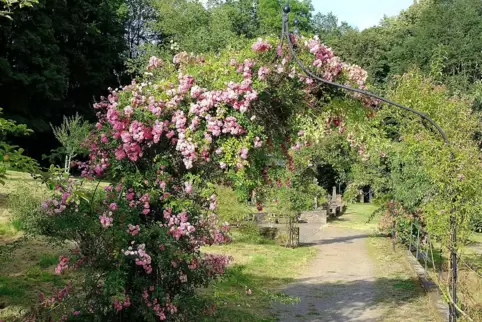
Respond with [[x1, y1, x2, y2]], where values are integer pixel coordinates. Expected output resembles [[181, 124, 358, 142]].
[[404, 250, 449, 321]]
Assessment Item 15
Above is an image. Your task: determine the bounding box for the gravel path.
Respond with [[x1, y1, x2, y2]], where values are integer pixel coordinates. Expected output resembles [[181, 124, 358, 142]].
[[273, 219, 436, 322]]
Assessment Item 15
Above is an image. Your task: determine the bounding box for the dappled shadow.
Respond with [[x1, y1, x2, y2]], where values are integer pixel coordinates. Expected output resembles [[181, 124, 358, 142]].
[[202, 263, 429, 322], [273, 277, 428, 322]]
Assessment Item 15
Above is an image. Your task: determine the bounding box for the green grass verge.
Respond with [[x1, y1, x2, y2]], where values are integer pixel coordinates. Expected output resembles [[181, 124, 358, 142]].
[[367, 236, 439, 321], [330, 203, 381, 231], [200, 231, 317, 321]]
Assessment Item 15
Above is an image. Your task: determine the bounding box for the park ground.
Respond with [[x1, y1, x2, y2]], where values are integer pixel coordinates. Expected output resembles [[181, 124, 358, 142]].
[[0, 171, 480, 321]]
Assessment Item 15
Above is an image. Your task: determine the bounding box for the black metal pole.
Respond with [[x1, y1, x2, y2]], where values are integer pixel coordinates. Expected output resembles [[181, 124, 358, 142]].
[[450, 215, 458, 322], [391, 203, 396, 252]]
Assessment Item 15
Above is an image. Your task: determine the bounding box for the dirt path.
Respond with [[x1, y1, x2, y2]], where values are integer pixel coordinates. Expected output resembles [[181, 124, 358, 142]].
[[274, 210, 438, 322]]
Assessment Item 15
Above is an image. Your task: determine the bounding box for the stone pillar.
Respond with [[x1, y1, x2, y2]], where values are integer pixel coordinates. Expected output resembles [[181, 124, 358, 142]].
[[332, 186, 337, 201]]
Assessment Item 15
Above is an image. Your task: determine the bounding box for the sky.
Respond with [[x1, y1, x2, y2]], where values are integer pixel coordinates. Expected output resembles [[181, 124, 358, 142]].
[[312, 0, 413, 30]]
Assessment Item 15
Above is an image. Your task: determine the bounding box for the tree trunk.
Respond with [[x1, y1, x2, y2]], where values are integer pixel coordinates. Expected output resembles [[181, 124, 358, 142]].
[[64, 155, 68, 173], [64, 153, 73, 173]]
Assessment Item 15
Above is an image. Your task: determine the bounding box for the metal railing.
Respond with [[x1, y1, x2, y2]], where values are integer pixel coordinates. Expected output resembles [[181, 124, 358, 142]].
[[395, 219, 482, 321]]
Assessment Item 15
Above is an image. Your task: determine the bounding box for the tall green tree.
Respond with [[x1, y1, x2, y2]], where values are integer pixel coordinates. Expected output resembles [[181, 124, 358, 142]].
[[329, 0, 482, 89], [0, 0, 126, 159], [258, 0, 314, 35]]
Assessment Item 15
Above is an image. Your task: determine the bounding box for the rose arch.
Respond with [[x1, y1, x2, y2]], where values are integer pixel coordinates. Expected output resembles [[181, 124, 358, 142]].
[[30, 3, 464, 322]]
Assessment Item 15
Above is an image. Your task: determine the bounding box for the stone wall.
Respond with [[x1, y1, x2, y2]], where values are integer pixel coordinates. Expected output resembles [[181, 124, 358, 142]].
[[259, 224, 300, 247], [298, 210, 327, 225]]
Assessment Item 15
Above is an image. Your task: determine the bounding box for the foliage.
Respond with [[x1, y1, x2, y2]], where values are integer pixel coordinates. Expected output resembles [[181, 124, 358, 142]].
[[214, 185, 252, 225], [6, 178, 49, 236], [0, 109, 39, 184], [257, 0, 314, 35], [23, 35, 373, 320], [47, 114, 91, 173], [125, 0, 317, 76], [311, 12, 355, 45], [328, 0, 482, 90], [0, 0, 126, 161], [0, 0, 37, 19], [347, 71, 482, 241]]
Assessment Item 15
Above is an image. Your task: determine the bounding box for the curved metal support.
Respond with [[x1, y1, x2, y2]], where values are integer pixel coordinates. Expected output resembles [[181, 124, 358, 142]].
[[281, 8, 450, 145], [280, 5, 457, 320]]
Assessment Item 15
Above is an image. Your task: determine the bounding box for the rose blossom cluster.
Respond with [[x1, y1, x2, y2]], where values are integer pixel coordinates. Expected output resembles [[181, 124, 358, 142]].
[[162, 208, 196, 241], [113, 294, 131, 312], [299, 35, 377, 105], [55, 255, 70, 274], [124, 243, 152, 274], [41, 182, 77, 215], [99, 211, 114, 228], [141, 287, 178, 321], [38, 282, 73, 308], [86, 56, 262, 172], [251, 38, 273, 53], [201, 254, 231, 277], [127, 224, 140, 236], [305, 36, 342, 81]]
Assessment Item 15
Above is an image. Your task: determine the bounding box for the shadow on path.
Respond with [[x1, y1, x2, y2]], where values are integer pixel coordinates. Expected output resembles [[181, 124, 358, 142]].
[[274, 277, 425, 322], [272, 218, 435, 322], [300, 234, 372, 247]]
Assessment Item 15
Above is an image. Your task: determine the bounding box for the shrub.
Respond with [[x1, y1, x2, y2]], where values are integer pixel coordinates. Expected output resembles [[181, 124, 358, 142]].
[[214, 185, 252, 225], [6, 182, 49, 237]]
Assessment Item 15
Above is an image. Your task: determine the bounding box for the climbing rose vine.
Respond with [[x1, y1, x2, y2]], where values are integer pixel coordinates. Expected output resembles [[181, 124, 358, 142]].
[[32, 36, 373, 321]]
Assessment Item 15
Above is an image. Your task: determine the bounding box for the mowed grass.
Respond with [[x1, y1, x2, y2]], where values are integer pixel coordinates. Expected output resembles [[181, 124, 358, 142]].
[[329, 203, 381, 231], [200, 231, 317, 321], [0, 171, 71, 321]]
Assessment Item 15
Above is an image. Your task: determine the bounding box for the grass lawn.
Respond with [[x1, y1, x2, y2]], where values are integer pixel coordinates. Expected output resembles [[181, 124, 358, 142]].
[[0, 171, 71, 320], [200, 231, 317, 321], [329, 202, 381, 232]]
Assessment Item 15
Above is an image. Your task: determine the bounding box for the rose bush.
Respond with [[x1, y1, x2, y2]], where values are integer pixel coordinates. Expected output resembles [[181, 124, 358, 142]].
[[28, 36, 373, 321]]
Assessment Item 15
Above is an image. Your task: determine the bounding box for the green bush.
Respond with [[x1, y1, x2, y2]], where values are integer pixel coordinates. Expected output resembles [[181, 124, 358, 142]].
[[470, 215, 482, 233], [6, 183, 49, 236], [215, 185, 253, 225]]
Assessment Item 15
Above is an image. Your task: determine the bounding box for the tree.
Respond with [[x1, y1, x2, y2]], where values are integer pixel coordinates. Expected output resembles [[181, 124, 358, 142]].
[[0, 0, 126, 160], [49, 114, 91, 173], [258, 0, 314, 35], [0, 0, 37, 19], [0, 108, 38, 184], [328, 0, 482, 90], [121, 0, 160, 60], [344, 71, 482, 241]]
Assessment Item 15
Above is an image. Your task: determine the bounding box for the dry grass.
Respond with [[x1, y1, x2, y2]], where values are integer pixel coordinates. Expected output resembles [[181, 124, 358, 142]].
[[367, 236, 440, 321]]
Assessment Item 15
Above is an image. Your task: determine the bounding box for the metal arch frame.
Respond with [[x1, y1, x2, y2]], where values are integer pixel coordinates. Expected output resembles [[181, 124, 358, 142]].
[[280, 4, 450, 145], [279, 3, 458, 321]]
